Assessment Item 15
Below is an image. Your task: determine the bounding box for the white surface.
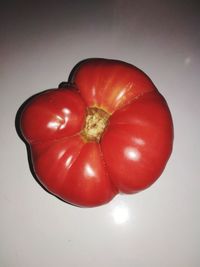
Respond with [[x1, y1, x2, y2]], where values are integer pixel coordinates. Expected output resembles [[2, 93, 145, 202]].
[[1, 1, 200, 266]]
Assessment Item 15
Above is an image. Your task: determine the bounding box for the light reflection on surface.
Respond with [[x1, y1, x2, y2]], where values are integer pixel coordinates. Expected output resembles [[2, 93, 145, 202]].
[[62, 108, 71, 115], [134, 137, 145, 146], [47, 111, 70, 130], [60, 108, 70, 129], [111, 202, 130, 225], [91, 86, 96, 97], [58, 150, 66, 160], [85, 164, 95, 177], [47, 121, 60, 129], [47, 115, 63, 129], [184, 57, 191, 66], [65, 155, 73, 168], [124, 147, 141, 161], [115, 89, 126, 102]]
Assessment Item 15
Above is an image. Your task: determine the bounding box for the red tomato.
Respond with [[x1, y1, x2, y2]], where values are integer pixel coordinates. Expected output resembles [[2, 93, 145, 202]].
[[20, 59, 173, 207]]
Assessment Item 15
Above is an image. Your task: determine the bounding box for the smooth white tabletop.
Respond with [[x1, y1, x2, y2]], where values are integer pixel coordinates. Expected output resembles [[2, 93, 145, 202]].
[[1, 1, 200, 266]]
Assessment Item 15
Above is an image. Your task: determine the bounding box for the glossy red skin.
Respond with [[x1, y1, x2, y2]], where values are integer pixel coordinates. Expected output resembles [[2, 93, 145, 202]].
[[20, 59, 173, 207]]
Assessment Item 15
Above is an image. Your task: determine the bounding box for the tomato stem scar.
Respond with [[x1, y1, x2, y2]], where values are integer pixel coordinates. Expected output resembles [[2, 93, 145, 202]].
[[81, 107, 110, 142]]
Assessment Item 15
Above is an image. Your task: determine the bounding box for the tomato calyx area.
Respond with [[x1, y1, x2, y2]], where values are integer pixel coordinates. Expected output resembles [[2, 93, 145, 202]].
[[81, 107, 110, 142]]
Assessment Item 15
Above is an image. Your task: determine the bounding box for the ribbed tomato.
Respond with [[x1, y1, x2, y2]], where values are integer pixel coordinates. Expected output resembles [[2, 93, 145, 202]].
[[20, 59, 173, 207]]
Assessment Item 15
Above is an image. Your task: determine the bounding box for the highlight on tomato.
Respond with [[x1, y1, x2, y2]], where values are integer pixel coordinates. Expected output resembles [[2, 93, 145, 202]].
[[18, 58, 174, 207]]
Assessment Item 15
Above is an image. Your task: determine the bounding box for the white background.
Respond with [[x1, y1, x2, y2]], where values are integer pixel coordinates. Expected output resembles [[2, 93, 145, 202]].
[[1, 1, 200, 266]]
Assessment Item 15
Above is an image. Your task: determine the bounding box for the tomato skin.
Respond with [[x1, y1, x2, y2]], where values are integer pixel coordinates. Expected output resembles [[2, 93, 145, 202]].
[[31, 135, 85, 195], [73, 59, 156, 113], [20, 59, 173, 207], [101, 91, 173, 193], [21, 88, 86, 143], [31, 137, 117, 207], [57, 142, 117, 207]]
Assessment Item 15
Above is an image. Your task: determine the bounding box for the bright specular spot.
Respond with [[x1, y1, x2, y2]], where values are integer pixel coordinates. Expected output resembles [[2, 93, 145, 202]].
[[85, 164, 95, 178], [65, 155, 73, 168], [124, 147, 141, 161], [47, 121, 60, 129], [62, 108, 71, 115], [111, 203, 130, 225]]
